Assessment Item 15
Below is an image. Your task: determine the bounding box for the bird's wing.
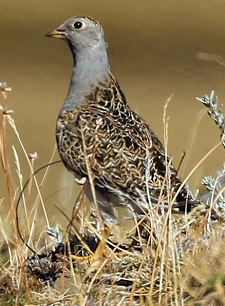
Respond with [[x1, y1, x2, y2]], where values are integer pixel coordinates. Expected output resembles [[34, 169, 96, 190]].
[[77, 103, 188, 208]]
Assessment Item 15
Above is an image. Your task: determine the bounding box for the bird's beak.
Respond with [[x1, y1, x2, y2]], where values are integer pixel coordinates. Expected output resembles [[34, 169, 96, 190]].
[[46, 29, 66, 39]]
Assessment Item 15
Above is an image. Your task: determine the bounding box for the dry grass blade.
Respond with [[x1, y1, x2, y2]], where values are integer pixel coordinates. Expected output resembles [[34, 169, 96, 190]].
[[0, 83, 19, 256], [1, 84, 225, 305]]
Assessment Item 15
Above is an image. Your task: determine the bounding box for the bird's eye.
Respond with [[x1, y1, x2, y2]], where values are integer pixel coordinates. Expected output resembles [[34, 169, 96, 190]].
[[74, 21, 83, 29]]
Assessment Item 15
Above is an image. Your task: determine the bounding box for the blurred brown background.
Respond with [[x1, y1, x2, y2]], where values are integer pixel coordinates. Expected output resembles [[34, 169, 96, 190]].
[[1, 1, 225, 232]]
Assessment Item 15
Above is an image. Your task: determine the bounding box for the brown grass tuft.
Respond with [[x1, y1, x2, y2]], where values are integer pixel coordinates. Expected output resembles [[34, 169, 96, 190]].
[[1, 85, 225, 305]]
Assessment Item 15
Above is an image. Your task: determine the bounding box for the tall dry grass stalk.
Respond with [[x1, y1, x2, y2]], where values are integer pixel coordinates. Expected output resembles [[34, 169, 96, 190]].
[[1, 85, 225, 305], [0, 83, 19, 259], [0, 84, 65, 304]]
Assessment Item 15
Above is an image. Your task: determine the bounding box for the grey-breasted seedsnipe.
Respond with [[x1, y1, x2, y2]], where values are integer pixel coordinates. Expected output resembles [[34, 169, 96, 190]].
[[47, 16, 197, 228]]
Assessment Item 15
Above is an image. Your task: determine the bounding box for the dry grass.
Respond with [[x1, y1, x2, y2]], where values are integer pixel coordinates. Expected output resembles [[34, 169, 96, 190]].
[[1, 83, 225, 305]]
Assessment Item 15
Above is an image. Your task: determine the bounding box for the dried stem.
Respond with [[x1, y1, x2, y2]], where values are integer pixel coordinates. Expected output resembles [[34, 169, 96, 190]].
[[0, 83, 19, 254]]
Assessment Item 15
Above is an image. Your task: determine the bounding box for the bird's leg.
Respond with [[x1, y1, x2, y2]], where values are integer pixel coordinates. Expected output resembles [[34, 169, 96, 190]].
[[70, 253, 92, 262], [70, 223, 113, 262], [92, 222, 113, 260], [70, 237, 93, 262]]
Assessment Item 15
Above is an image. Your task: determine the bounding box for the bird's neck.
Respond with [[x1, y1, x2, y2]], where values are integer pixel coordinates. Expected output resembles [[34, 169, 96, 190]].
[[62, 42, 109, 113]]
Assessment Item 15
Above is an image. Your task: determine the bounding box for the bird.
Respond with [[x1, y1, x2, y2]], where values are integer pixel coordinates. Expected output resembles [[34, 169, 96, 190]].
[[47, 16, 197, 256]]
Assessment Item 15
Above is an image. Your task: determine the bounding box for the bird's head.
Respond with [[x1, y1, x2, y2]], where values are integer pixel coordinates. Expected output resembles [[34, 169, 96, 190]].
[[46, 16, 106, 52]]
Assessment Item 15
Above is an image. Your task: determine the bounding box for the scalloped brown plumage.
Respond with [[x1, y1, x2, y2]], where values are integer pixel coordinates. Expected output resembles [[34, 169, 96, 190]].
[[47, 16, 197, 225]]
